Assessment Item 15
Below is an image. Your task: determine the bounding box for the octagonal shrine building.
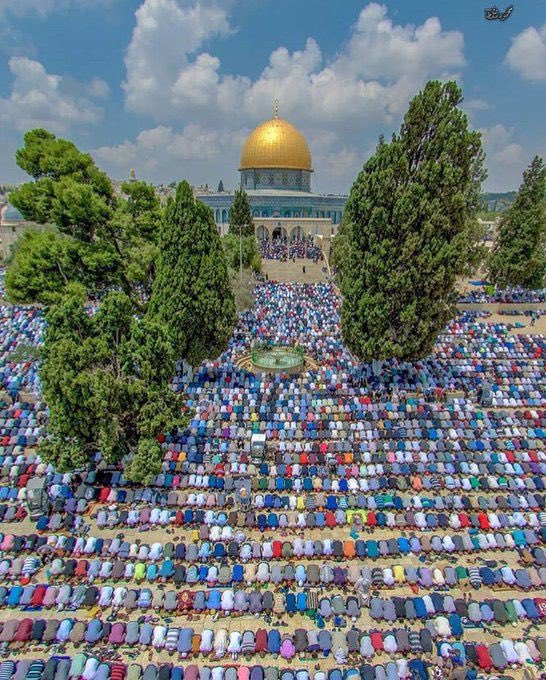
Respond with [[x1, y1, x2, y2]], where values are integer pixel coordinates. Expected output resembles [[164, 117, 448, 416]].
[[197, 101, 347, 254]]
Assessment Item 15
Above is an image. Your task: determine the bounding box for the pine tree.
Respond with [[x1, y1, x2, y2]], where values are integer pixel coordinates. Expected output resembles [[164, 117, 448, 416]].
[[217, 180, 224, 192], [39, 290, 182, 475], [148, 181, 236, 367], [488, 156, 546, 289], [341, 80, 486, 362], [228, 188, 254, 237], [7, 129, 162, 306]]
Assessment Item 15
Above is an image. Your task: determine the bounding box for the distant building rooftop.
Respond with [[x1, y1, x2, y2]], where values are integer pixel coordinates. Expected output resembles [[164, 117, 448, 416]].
[[2, 204, 25, 222], [195, 189, 348, 199]]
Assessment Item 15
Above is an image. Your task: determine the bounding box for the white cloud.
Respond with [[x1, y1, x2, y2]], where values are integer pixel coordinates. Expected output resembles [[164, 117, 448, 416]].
[[123, 0, 234, 115], [463, 98, 489, 112], [123, 0, 464, 127], [108, 1, 466, 190], [0, 56, 103, 133], [235, 4, 464, 128], [337, 3, 464, 81], [479, 124, 530, 191], [505, 24, 546, 82], [93, 124, 245, 183], [87, 77, 110, 99]]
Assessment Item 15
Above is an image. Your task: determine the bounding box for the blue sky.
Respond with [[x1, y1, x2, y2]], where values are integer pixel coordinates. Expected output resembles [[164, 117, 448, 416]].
[[0, 0, 545, 193]]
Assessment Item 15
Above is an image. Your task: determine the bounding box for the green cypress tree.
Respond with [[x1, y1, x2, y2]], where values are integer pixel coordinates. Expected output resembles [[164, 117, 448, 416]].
[[217, 180, 224, 192], [341, 80, 486, 362], [148, 180, 236, 367], [488, 156, 546, 289], [330, 214, 352, 284], [228, 188, 254, 237]]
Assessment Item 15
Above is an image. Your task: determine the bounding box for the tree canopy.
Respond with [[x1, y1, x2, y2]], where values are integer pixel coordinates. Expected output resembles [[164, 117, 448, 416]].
[[5, 230, 119, 305], [330, 214, 352, 285], [40, 290, 183, 476], [5, 130, 188, 481], [7, 129, 161, 306], [228, 188, 254, 237], [341, 80, 486, 362], [147, 181, 236, 367], [222, 233, 262, 272], [488, 156, 546, 289]]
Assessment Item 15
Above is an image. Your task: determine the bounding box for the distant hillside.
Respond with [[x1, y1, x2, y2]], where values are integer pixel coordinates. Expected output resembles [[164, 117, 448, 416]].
[[480, 191, 517, 212]]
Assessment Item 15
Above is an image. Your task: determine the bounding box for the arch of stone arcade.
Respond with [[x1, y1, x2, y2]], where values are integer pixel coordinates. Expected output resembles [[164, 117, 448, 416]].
[[254, 217, 333, 258]]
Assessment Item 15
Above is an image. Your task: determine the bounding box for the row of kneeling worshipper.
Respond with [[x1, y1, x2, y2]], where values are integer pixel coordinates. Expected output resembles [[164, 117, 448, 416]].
[[28, 474, 546, 510], [31, 487, 546, 520], [150, 459, 546, 485], [216, 474, 546, 493], [18, 529, 546, 559], [458, 286, 546, 303], [180, 391, 546, 427], [2, 583, 545, 621], [88, 506, 546, 532], [32, 492, 546, 532], [160, 447, 546, 472], [26, 487, 546, 517], [12, 561, 546, 591], [1, 652, 544, 680], [30, 532, 546, 564], [368, 595, 546, 624], [39, 558, 546, 590], [4, 405, 546, 473], [78, 487, 546, 512], [8, 463, 546, 507], [174, 414, 546, 445], [15, 488, 546, 540], [179, 403, 546, 434], [4, 534, 546, 571], [1, 619, 546, 660], [35, 547, 546, 583], [71, 452, 546, 484]]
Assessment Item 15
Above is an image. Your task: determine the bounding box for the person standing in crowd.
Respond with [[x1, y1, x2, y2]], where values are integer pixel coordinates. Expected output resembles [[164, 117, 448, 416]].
[[355, 575, 371, 607]]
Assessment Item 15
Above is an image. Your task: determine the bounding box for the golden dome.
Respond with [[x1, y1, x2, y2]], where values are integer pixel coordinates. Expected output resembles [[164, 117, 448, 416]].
[[240, 103, 312, 172]]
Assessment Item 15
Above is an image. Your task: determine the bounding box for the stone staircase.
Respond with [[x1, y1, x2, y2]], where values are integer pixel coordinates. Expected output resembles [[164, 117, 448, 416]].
[[261, 258, 328, 284]]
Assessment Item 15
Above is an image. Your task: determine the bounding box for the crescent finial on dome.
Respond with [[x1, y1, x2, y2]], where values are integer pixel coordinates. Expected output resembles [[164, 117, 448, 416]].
[[274, 99, 279, 118]]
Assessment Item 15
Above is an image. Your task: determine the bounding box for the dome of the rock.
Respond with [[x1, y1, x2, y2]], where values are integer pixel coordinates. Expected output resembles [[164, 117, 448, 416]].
[[239, 112, 312, 172]]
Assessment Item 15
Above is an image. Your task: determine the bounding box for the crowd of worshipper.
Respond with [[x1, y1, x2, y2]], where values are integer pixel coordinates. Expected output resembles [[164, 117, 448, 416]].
[[458, 287, 546, 304], [3, 640, 546, 680], [0, 618, 546, 665], [188, 284, 545, 404], [3, 529, 546, 581], [2, 555, 546, 597], [1, 267, 546, 679], [259, 238, 323, 262]]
